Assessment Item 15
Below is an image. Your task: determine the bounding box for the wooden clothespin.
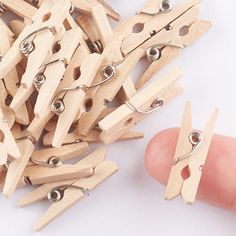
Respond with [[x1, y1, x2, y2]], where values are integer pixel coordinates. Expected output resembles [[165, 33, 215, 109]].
[[98, 68, 183, 144], [0, 23, 30, 125], [17, 148, 118, 231], [91, 3, 137, 103], [135, 2, 211, 89], [77, 36, 144, 137], [0, 0, 36, 20], [0, 107, 21, 166], [116, 0, 200, 57], [51, 52, 102, 147], [165, 102, 219, 204], [34, 28, 83, 117], [71, 0, 120, 22], [0, 0, 71, 110]]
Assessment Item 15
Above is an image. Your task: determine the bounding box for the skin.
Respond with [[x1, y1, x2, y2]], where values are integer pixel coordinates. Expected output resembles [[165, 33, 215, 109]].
[[145, 128, 236, 211]]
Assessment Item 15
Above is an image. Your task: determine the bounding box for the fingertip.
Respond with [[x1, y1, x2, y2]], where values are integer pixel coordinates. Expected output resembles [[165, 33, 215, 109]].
[[145, 128, 179, 185]]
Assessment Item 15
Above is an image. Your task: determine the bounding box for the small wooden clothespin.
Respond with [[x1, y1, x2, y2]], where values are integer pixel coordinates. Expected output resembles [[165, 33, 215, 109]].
[[0, 0, 36, 20], [165, 102, 219, 204], [78, 36, 144, 136], [17, 148, 118, 231], [135, 1, 211, 89], [0, 23, 30, 125], [51, 52, 102, 147], [118, 0, 200, 57], [98, 68, 182, 144], [0, 107, 21, 166], [0, 0, 71, 109]]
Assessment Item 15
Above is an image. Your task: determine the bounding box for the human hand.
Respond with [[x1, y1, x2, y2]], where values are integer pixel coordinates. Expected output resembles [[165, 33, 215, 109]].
[[145, 128, 236, 211]]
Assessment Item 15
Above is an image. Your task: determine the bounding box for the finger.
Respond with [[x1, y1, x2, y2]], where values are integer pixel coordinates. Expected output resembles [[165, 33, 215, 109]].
[[145, 128, 236, 211]]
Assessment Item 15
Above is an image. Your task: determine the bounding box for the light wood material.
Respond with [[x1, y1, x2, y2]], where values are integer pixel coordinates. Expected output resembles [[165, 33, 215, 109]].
[[165, 102, 219, 203], [0, 0, 36, 19], [0, 24, 30, 125], [23, 163, 93, 185], [18, 147, 107, 206], [34, 160, 118, 231], [99, 68, 183, 144], [52, 53, 102, 147], [0, 80, 15, 128], [3, 138, 34, 198], [43, 129, 144, 146], [0, 107, 21, 165], [9, 20, 25, 37], [71, 0, 120, 22]]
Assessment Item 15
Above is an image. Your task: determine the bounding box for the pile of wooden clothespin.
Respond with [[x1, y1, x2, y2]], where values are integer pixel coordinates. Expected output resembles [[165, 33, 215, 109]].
[[0, 0, 211, 231]]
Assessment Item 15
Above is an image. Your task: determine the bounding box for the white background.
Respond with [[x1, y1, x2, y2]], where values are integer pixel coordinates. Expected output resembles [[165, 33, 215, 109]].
[[1, 0, 236, 235]]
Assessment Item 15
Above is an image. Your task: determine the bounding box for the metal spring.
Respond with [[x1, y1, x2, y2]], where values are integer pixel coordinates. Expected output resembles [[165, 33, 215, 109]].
[[51, 64, 117, 115], [47, 185, 90, 203], [0, 3, 7, 13], [33, 57, 66, 91], [173, 132, 203, 165], [126, 98, 164, 115], [33, 74, 46, 91], [138, 0, 172, 16], [20, 26, 54, 56], [69, 2, 75, 14], [31, 156, 62, 168], [92, 40, 103, 54], [146, 42, 185, 62]]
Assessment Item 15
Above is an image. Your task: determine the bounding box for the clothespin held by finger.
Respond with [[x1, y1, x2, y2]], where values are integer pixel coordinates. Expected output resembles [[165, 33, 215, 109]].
[[165, 101, 219, 204]]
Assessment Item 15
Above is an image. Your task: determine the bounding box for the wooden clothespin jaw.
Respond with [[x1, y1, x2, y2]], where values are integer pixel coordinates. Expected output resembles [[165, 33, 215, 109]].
[[50, 52, 103, 147], [0, 0, 36, 19], [71, 0, 121, 22], [0, 107, 21, 166], [17, 148, 118, 231], [165, 101, 219, 204], [98, 67, 183, 144]]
